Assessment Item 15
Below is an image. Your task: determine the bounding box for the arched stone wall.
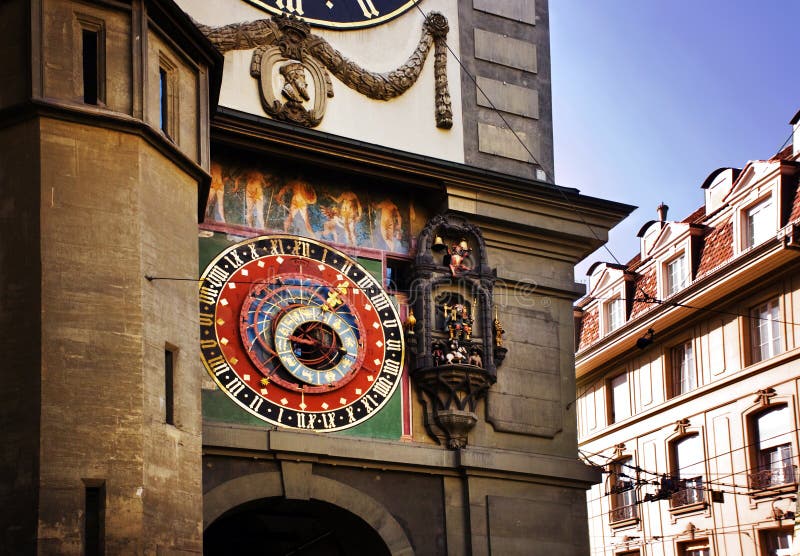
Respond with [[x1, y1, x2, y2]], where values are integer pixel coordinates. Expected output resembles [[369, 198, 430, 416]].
[[203, 470, 414, 555]]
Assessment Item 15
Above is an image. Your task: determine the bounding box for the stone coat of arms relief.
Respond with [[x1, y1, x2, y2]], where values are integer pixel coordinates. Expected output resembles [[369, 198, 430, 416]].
[[199, 12, 452, 129]]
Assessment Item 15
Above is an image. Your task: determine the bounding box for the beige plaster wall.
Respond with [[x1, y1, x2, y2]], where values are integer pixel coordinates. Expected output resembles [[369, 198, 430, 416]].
[[579, 269, 800, 556]]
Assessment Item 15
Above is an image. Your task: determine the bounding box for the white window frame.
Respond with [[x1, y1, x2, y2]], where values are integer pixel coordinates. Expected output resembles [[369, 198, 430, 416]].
[[671, 434, 705, 508], [608, 372, 631, 424], [609, 456, 638, 523], [671, 340, 696, 397], [743, 195, 776, 250], [750, 298, 782, 363], [760, 528, 793, 556], [665, 253, 688, 297], [605, 296, 625, 334], [751, 405, 795, 489]]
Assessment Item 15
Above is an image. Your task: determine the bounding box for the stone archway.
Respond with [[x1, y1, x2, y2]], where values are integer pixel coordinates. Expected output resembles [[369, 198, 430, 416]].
[[203, 470, 414, 555]]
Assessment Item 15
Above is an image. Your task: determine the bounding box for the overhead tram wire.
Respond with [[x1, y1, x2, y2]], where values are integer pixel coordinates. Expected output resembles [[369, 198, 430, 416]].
[[582, 425, 800, 489], [578, 292, 800, 329], [578, 426, 800, 507]]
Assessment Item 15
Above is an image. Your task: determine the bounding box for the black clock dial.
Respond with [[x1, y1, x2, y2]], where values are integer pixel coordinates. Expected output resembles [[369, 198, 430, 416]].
[[245, 0, 422, 30]]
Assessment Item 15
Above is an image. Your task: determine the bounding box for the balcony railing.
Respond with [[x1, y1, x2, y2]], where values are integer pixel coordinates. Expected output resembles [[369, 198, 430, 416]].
[[669, 482, 704, 508], [748, 465, 797, 490], [609, 502, 638, 523]]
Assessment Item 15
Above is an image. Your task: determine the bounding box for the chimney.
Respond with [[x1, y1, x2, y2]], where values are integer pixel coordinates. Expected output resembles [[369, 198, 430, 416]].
[[657, 202, 669, 222]]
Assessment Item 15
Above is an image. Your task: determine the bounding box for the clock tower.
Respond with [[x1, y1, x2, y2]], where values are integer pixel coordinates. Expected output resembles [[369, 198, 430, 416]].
[[0, 0, 635, 554], [0, 0, 221, 552]]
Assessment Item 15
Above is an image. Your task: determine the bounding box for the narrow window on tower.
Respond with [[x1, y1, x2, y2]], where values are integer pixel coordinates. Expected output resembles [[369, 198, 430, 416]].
[[165, 346, 176, 425], [82, 30, 98, 104], [159, 67, 169, 134], [78, 18, 105, 105], [157, 55, 178, 140], [83, 480, 105, 556]]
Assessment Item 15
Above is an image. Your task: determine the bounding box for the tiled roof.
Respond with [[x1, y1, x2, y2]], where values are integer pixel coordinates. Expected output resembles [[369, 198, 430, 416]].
[[575, 148, 799, 353], [790, 180, 800, 223], [770, 145, 793, 161], [577, 307, 599, 351], [626, 252, 642, 270], [682, 205, 706, 224], [630, 267, 657, 318], [696, 220, 733, 278]]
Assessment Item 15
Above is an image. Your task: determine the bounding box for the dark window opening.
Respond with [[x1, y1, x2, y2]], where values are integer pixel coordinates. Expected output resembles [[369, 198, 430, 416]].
[[159, 68, 169, 135], [165, 347, 175, 425], [82, 30, 99, 104], [385, 257, 412, 293], [84, 483, 105, 556]]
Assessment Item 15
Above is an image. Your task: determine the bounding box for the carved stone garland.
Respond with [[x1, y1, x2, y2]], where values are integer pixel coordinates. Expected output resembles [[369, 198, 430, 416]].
[[407, 214, 506, 449], [198, 13, 452, 129]]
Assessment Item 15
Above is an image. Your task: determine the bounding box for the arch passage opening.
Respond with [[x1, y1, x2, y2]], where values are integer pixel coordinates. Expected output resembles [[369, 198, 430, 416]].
[[204, 497, 391, 556]]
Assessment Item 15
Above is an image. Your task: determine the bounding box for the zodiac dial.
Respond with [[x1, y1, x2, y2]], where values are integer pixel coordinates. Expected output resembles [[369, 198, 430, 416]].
[[199, 235, 404, 431]]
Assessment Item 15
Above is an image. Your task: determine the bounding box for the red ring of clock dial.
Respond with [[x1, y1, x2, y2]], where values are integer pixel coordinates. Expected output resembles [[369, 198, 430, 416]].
[[199, 235, 404, 431]]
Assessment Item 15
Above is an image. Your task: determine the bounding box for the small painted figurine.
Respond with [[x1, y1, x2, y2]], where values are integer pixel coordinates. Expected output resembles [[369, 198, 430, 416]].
[[468, 347, 483, 368], [444, 303, 472, 341], [431, 341, 446, 366], [493, 313, 505, 347], [404, 308, 417, 336], [446, 240, 472, 275], [445, 340, 467, 364]]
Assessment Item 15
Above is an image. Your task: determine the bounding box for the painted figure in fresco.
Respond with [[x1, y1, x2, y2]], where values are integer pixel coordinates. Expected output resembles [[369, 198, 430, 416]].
[[372, 199, 402, 252], [328, 191, 363, 245], [280, 62, 311, 105], [243, 169, 267, 229], [276, 178, 317, 236], [207, 160, 226, 222], [320, 206, 344, 244]]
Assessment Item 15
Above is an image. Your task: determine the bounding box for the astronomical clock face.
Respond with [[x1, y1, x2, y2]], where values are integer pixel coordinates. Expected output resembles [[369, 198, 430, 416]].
[[199, 235, 404, 431], [244, 0, 421, 29]]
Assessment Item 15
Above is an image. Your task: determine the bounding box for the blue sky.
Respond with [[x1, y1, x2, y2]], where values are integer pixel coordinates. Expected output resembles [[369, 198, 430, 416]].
[[549, 1, 800, 284]]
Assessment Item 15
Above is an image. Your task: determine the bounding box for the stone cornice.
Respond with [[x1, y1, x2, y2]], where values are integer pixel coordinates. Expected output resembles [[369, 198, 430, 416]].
[[203, 422, 601, 487], [211, 107, 634, 260], [0, 99, 212, 221]]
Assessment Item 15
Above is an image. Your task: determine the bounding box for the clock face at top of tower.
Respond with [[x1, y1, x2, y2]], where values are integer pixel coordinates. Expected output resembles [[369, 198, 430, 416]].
[[244, 0, 422, 29]]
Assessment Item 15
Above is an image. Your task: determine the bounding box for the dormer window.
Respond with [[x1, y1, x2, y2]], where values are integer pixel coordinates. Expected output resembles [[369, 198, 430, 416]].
[[666, 253, 687, 297], [745, 196, 775, 249], [605, 297, 625, 333]]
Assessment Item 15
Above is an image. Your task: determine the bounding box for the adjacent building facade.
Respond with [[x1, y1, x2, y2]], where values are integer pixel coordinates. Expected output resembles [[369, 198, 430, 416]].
[[575, 119, 800, 556], [1, 0, 634, 554]]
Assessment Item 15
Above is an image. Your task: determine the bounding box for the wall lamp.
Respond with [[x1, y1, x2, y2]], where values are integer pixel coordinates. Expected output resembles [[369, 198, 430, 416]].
[[636, 329, 655, 350]]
